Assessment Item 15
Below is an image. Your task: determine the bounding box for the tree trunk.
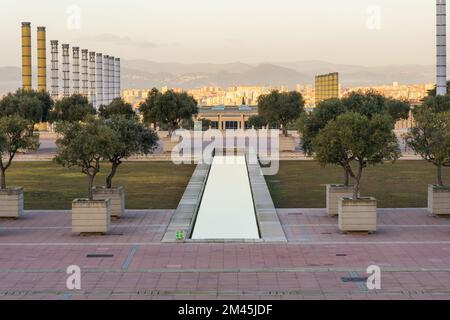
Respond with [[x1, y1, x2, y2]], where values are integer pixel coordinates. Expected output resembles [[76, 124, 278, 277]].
[[106, 162, 119, 189], [437, 165, 444, 186], [344, 167, 350, 187], [282, 124, 288, 137], [88, 175, 95, 200], [0, 169, 6, 190], [353, 162, 364, 200]]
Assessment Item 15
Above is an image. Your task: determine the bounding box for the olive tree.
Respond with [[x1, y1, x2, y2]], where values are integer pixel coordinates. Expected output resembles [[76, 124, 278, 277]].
[[98, 98, 136, 120], [139, 88, 198, 135], [257, 90, 305, 136], [102, 116, 159, 189], [0, 89, 54, 134], [406, 102, 450, 186], [49, 94, 95, 123], [342, 90, 410, 121], [0, 115, 39, 189], [54, 118, 115, 200], [313, 112, 400, 199], [248, 115, 266, 130]]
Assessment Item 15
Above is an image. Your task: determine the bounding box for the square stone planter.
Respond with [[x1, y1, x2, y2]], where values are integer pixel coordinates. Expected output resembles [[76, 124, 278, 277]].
[[338, 197, 377, 233], [72, 199, 111, 234], [93, 186, 125, 218], [326, 184, 355, 217], [279, 135, 295, 152], [428, 185, 450, 216], [163, 136, 182, 153], [0, 187, 24, 219]]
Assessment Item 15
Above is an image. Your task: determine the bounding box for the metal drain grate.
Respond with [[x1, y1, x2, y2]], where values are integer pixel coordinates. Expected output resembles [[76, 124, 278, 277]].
[[336, 254, 347, 257], [86, 254, 114, 258]]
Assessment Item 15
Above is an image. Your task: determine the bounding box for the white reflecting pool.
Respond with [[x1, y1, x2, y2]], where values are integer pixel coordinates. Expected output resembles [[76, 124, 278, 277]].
[[191, 155, 260, 240]]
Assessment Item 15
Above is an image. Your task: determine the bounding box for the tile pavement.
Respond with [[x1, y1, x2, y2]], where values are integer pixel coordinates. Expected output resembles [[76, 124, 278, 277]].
[[0, 208, 450, 300]]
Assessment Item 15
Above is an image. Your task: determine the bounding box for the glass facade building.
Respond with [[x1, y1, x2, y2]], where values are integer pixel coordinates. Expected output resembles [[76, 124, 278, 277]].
[[315, 72, 340, 104]]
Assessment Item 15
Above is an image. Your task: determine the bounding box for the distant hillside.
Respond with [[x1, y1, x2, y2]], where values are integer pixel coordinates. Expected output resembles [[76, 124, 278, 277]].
[[0, 60, 436, 95]]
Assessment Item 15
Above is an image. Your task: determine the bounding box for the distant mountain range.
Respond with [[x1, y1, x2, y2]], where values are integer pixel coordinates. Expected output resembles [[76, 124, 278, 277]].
[[0, 60, 436, 95]]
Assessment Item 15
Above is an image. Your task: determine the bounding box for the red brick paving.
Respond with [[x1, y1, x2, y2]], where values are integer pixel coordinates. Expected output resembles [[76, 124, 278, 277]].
[[0, 208, 450, 300]]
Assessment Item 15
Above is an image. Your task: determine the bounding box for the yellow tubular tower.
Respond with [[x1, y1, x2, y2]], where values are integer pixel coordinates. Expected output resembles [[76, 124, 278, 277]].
[[37, 26, 47, 92], [21, 22, 32, 90]]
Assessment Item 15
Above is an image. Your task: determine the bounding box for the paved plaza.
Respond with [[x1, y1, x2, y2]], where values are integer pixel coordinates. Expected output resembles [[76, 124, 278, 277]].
[[1, 208, 450, 300]]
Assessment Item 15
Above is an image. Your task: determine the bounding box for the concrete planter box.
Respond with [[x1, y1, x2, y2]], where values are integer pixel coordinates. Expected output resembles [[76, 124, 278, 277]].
[[428, 185, 450, 216], [163, 136, 182, 153], [279, 135, 295, 152], [72, 199, 111, 234], [338, 197, 377, 233], [0, 188, 24, 219], [93, 186, 125, 218], [326, 184, 355, 217]]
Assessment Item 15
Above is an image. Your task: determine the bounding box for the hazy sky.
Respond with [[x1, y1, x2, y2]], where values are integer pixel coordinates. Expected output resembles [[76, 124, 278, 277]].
[[0, 0, 437, 67]]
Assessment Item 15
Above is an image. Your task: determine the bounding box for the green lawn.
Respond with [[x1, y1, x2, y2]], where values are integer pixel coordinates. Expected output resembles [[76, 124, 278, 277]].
[[7, 162, 196, 210], [266, 160, 450, 208], [5, 160, 449, 210]]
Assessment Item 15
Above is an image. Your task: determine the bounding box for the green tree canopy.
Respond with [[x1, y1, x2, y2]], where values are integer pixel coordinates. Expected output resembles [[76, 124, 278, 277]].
[[139, 88, 198, 135], [313, 112, 400, 199], [102, 116, 159, 188], [0, 115, 39, 189], [297, 98, 346, 156], [48, 94, 95, 123], [342, 90, 410, 121], [248, 115, 266, 130], [54, 118, 115, 200], [406, 99, 450, 186], [422, 94, 450, 113], [257, 90, 305, 136], [0, 89, 54, 133], [98, 98, 136, 120]]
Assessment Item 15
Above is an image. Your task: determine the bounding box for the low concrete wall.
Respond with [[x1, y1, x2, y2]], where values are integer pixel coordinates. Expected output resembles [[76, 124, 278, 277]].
[[0, 188, 24, 218], [428, 185, 450, 216], [72, 199, 111, 234], [338, 197, 377, 233], [326, 184, 355, 217], [93, 186, 125, 218]]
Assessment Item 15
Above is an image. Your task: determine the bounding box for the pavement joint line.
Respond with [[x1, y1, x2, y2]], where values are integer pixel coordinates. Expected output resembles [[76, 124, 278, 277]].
[[2, 224, 449, 231], [0, 225, 168, 230], [285, 224, 450, 228], [122, 245, 139, 271], [2, 267, 450, 274], [2, 241, 450, 246], [1, 289, 450, 298]]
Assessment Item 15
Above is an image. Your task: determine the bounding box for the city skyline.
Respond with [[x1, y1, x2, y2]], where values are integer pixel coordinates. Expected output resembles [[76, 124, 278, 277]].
[[0, 0, 440, 67]]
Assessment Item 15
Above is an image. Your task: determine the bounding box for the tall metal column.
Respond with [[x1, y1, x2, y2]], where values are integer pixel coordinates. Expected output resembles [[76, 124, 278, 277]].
[[50, 40, 59, 99], [109, 56, 115, 102], [62, 44, 70, 98], [96, 53, 103, 108], [437, 0, 447, 96], [81, 49, 89, 97], [72, 47, 80, 94], [114, 58, 121, 99], [37, 26, 47, 92], [21, 22, 32, 90], [103, 55, 110, 105], [89, 51, 96, 107]]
